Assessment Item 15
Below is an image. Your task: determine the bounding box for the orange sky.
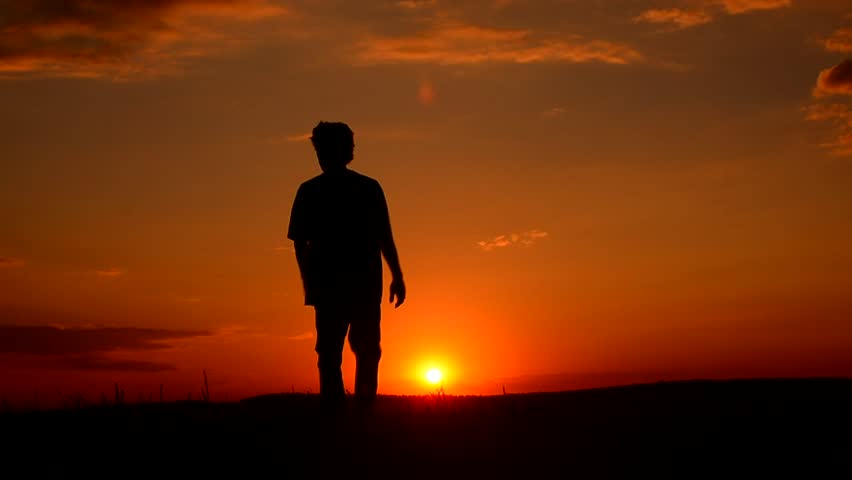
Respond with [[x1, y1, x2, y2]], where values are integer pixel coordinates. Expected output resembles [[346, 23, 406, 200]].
[[2, 0, 852, 405]]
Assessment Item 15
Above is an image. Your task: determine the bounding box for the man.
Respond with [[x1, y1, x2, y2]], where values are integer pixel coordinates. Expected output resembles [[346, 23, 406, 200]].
[[287, 121, 406, 409]]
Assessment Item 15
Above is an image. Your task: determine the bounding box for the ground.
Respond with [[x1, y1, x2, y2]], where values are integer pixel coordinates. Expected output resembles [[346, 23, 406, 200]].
[[2, 378, 850, 477]]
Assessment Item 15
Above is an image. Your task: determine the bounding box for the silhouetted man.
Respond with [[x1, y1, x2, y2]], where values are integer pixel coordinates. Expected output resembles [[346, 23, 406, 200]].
[[288, 121, 406, 409]]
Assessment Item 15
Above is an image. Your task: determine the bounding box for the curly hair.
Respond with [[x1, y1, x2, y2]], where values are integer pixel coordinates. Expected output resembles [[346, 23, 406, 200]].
[[311, 121, 354, 170]]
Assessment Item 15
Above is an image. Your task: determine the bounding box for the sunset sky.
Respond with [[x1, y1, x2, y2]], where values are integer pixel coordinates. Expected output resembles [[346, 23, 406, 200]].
[[2, 0, 852, 405]]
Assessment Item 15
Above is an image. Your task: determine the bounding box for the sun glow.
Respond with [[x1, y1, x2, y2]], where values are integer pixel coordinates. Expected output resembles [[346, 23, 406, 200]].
[[425, 368, 443, 385]]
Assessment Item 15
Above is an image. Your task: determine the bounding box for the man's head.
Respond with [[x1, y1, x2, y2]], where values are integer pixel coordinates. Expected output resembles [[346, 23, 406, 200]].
[[311, 121, 354, 172]]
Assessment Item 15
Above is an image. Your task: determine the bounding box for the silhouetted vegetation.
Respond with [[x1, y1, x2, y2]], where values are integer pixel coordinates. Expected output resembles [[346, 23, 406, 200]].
[[114, 382, 124, 405], [201, 370, 210, 403], [2, 379, 850, 476]]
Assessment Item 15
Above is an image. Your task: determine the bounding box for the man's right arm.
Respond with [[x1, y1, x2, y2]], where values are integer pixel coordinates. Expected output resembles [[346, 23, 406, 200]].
[[293, 240, 312, 301], [288, 184, 313, 305]]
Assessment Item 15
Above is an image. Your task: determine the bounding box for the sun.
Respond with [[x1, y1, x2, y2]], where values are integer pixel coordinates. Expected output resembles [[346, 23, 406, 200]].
[[425, 368, 443, 385]]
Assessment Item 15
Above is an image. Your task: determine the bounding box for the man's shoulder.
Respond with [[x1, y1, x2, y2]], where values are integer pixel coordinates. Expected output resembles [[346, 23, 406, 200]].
[[330, 169, 383, 191], [299, 170, 382, 193], [347, 170, 383, 190], [300, 174, 325, 189], [340, 168, 375, 181], [296, 174, 328, 197]]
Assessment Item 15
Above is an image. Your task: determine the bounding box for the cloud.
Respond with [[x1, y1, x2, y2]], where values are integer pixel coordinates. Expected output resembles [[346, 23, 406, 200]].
[[287, 331, 314, 341], [826, 28, 852, 53], [396, 0, 437, 9], [0, 325, 209, 355], [804, 103, 852, 156], [95, 267, 124, 277], [804, 103, 852, 122], [809, 59, 852, 155], [542, 106, 567, 118], [355, 21, 644, 66], [633, 0, 790, 32], [814, 60, 852, 98], [717, 0, 791, 14], [0, 0, 287, 79], [274, 244, 295, 253], [821, 131, 852, 156], [0, 258, 25, 268], [62, 356, 179, 372], [266, 132, 311, 144], [633, 8, 713, 30], [478, 229, 549, 251], [0, 324, 211, 371]]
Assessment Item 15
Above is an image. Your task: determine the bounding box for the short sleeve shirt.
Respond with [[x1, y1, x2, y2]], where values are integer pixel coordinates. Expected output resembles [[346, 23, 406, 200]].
[[287, 169, 391, 306]]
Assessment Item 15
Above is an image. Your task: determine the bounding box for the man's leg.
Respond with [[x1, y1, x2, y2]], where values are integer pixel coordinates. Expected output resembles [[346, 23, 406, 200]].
[[314, 305, 349, 405], [348, 302, 382, 401]]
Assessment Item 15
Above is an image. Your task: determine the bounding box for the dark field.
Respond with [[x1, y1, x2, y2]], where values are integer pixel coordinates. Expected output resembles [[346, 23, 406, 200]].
[[3, 378, 851, 476]]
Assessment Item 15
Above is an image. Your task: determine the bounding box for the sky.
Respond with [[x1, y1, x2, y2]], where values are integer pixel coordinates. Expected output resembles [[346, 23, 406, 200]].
[[2, 0, 852, 405]]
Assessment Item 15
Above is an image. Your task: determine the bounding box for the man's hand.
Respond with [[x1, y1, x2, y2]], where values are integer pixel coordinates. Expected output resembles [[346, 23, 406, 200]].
[[389, 277, 406, 308]]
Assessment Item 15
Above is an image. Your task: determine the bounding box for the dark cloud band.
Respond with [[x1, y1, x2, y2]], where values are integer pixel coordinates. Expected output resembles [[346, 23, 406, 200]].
[[815, 59, 852, 97], [0, 324, 210, 372], [0, 0, 285, 77]]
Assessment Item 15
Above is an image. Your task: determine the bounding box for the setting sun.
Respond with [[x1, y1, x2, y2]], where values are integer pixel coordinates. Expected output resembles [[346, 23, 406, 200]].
[[425, 368, 443, 385]]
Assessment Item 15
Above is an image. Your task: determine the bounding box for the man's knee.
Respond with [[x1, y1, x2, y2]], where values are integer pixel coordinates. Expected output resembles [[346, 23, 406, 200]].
[[350, 339, 381, 362], [314, 326, 347, 362], [349, 305, 381, 361], [316, 349, 343, 369]]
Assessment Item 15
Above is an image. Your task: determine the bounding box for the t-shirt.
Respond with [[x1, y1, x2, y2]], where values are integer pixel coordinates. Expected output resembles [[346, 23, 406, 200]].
[[287, 169, 391, 306]]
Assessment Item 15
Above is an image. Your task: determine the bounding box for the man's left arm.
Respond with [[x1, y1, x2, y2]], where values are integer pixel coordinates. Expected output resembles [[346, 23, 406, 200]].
[[377, 183, 406, 307]]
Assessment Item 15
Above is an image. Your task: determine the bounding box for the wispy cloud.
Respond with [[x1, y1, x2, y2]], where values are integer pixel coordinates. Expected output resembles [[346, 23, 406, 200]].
[[94, 267, 124, 278], [0, 258, 25, 268], [288, 331, 314, 341], [808, 24, 852, 155], [633, 0, 790, 32], [267, 133, 312, 144], [804, 103, 852, 156], [274, 244, 295, 254], [633, 8, 713, 30], [814, 60, 852, 98], [717, 0, 791, 15], [355, 20, 643, 66], [825, 28, 852, 53], [542, 106, 567, 118], [0, 0, 287, 79], [478, 229, 549, 251], [60, 356, 178, 372], [396, 0, 438, 9]]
